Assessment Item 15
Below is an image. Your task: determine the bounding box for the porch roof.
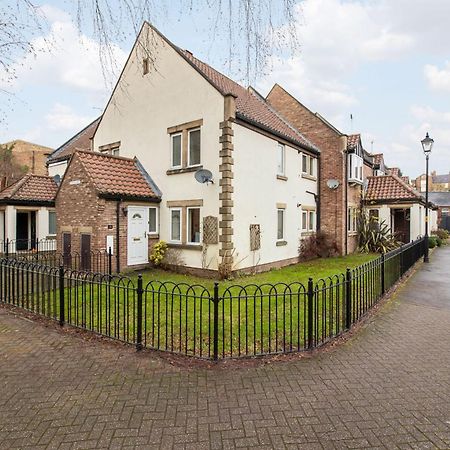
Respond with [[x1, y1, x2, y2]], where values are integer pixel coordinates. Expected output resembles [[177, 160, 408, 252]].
[[365, 175, 425, 204], [0, 174, 58, 205], [73, 151, 161, 202]]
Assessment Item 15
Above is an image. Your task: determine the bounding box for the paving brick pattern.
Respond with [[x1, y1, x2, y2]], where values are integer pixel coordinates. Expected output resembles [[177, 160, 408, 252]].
[[1, 248, 450, 449]]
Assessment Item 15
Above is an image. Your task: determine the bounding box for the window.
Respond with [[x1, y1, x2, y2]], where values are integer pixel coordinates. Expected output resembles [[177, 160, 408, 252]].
[[111, 148, 120, 156], [348, 207, 358, 232], [348, 143, 363, 183], [302, 209, 316, 232], [369, 209, 379, 221], [301, 153, 315, 177], [48, 211, 56, 235], [277, 143, 285, 175], [187, 207, 201, 243], [148, 207, 158, 234], [171, 133, 182, 168], [188, 128, 201, 166], [170, 209, 181, 242], [99, 141, 120, 156], [277, 209, 285, 240], [143, 58, 149, 75]]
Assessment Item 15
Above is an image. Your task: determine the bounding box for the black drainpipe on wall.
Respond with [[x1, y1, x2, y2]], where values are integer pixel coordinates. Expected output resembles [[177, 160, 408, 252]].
[[116, 200, 121, 273], [316, 155, 321, 231]]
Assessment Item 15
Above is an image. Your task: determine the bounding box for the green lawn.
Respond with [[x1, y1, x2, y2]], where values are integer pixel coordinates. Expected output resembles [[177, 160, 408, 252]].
[[2, 252, 380, 359]]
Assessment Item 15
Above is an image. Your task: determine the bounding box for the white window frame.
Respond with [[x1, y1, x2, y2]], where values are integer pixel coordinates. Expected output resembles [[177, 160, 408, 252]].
[[188, 127, 201, 167], [171, 133, 183, 169], [148, 207, 158, 235], [301, 153, 315, 177], [277, 143, 285, 176], [277, 208, 285, 241], [302, 211, 308, 231], [308, 211, 315, 231], [187, 207, 202, 245], [348, 207, 358, 232], [348, 143, 364, 183], [169, 208, 182, 243], [48, 210, 56, 236], [301, 209, 316, 232]]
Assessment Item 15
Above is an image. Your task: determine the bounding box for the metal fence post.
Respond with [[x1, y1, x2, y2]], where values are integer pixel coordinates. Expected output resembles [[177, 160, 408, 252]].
[[345, 268, 352, 329], [381, 253, 385, 296], [213, 282, 219, 360], [136, 274, 143, 351], [59, 265, 65, 327], [307, 277, 314, 349], [399, 244, 404, 277], [108, 247, 112, 276]]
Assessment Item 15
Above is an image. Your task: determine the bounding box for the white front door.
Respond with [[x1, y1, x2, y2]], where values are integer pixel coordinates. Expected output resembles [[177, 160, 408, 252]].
[[127, 206, 148, 266]]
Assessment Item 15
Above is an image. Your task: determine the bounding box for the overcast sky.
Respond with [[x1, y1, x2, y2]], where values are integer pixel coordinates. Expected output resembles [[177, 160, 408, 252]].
[[1, 0, 449, 179]]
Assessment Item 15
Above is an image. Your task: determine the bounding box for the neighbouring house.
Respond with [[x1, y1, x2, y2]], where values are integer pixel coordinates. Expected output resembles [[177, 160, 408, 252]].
[[0, 174, 58, 252], [428, 192, 450, 231], [266, 84, 375, 255], [47, 117, 101, 179], [0, 140, 52, 188], [415, 171, 450, 193], [364, 174, 438, 243], [81, 22, 320, 274], [55, 151, 161, 271]]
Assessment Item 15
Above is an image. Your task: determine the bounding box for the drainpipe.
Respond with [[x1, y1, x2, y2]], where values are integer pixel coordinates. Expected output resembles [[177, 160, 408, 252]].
[[316, 155, 321, 231], [116, 200, 121, 273]]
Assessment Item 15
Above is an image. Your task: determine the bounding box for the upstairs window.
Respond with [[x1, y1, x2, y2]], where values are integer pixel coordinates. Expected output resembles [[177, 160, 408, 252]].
[[188, 128, 201, 166], [171, 133, 182, 168], [143, 58, 149, 75], [301, 153, 316, 177], [277, 143, 285, 175], [99, 141, 120, 156], [348, 143, 363, 183]]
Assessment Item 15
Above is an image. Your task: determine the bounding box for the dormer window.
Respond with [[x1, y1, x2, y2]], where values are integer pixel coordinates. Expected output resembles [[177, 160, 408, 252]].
[[348, 142, 363, 183]]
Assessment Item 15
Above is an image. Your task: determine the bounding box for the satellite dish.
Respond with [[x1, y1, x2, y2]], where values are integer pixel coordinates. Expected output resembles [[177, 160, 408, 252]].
[[326, 179, 340, 190], [53, 174, 61, 185], [194, 169, 214, 184]]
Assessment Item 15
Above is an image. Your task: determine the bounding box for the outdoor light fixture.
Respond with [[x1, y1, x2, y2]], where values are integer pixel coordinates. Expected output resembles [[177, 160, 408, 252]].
[[421, 132, 434, 154], [421, 132, 433, 263]]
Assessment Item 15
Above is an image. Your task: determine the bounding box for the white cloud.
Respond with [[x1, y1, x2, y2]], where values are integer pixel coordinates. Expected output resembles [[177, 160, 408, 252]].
[[424, 62, 450, 93], [45, 103, 94, 131], [2, 5, 127, 100]]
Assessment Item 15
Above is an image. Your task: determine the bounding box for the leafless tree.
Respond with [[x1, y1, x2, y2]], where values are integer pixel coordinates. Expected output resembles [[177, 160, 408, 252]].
[[0, 0, 300, 122]]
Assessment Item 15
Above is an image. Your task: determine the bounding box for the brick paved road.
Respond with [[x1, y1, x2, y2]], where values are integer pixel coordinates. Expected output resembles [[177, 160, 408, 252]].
[[1, 248, 450, 450]]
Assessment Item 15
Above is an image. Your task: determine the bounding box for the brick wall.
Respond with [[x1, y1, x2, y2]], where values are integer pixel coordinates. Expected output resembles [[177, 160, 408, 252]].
[[56, 154, 156, 273], [267, 85, 349, 254]]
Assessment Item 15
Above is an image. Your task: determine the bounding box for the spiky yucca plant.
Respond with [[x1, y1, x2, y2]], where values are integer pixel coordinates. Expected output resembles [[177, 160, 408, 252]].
[[357, 214, 400, 254]]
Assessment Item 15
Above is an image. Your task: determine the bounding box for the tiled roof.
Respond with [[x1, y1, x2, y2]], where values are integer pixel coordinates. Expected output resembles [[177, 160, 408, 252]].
[[371, 153, 384, 165], [401, 176, 410, 184], [0, 174, 58, 203], [75, 151, 161, 201], [428, 191, 450, 206], [365, 175, 424, 203], [178, 50, 318, 153], [433, 173, 450, 184], [347, 134, 360, 150], [48, 117, 101, 163], [388, 167, 401, 177]]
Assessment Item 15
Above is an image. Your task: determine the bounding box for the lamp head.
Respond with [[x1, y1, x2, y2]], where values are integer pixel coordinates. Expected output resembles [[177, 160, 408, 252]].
[[421, 132, 434, 154]]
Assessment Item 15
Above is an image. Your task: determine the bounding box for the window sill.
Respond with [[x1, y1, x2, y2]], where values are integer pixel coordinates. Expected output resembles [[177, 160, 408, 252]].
[[148, 233, 159, 239], [301, 231, 315, 236], [348, 178, 363, 185], [167, 243, 203, 251], [276, 240, 287, 246], [166, 165, 203, 175], [46, 235, 57, 240], [301, 173, 317, 181], [347, 231, 358, 236], [276, 174, 288, 181]]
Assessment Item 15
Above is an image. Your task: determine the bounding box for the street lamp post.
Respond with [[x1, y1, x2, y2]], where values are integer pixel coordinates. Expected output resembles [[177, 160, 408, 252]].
[[421, 132, 434, 263]]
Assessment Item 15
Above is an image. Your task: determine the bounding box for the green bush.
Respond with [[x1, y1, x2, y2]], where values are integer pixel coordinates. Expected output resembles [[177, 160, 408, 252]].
[[432, 228, 449, 240], [150, 240, 168, 266], [436, 237, 443, 247], [428, 236, 437, 248]]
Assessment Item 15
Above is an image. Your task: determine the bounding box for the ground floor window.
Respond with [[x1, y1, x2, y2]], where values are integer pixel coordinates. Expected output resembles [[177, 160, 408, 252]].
[[148, 207, 158, 234], [301, 209, 316, 232], [170, 208, 181, 242], [348, 207, 358, 232], [187, 207, 201, 244], [277, 208, 285, 240], [48, 211, 56, 235]]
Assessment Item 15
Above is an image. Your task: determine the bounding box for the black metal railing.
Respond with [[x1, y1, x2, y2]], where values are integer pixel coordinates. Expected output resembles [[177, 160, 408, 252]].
[[1, 238, 113, 274], [0, 237, 426, 360]]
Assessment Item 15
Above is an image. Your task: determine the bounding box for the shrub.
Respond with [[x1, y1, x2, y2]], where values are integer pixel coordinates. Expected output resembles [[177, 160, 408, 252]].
[[298, 231, 339, 261], [432, 228, 449, 240], [358, 214, 399, 253], [436, 237, 443, 247], [149, 240, 168, 266], [428, 236, 437, 248]]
